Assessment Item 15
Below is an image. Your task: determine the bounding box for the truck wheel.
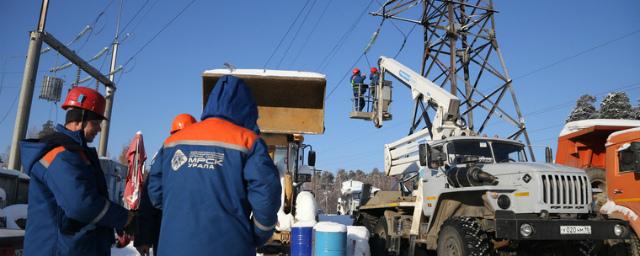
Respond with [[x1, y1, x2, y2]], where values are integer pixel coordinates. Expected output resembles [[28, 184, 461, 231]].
[[437, 217, 492, 256], [370, 216, 391, 256], [585, 168, 606, 190], [628, 233, 640, 256]]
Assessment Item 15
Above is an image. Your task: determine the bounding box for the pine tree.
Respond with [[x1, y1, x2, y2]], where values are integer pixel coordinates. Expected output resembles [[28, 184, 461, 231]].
[[566, 95, 597, 123], [599, 92, 633, 119], [37, 120, 56, 138]]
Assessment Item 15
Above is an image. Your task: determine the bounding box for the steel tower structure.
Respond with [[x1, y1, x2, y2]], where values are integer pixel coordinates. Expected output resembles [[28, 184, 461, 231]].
[[372, 0, 535, 160]]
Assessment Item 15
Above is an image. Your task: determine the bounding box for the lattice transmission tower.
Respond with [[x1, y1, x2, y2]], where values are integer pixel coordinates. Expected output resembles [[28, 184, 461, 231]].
[[372, 0, 535, 160]]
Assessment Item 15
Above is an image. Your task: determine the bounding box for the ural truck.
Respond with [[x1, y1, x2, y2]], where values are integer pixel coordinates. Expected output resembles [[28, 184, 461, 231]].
[[202, 69, 325, 253], [353, 57, 630, 255], [556, 119, 640, 254]]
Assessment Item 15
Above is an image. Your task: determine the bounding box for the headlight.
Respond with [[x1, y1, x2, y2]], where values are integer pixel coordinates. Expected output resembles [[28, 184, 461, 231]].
[[614, 224, 626, 237], [497, 195, 511, 209], [520, 223, 534, 237]]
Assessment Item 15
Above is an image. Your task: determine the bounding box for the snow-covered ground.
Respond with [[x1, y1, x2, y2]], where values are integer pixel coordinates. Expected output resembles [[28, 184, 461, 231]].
[[111, 242, 145, 256]]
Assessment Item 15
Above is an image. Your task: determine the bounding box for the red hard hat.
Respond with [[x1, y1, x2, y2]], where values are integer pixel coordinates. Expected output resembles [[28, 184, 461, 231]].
[[352, 68, 360, 75], [171, 113, 197, 134], [62, 86, 107, 119], [370, 67, 378, 73]]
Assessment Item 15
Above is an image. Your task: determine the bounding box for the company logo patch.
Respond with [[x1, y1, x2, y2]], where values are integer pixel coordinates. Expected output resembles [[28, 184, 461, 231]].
[[171, 149, 188, 171], [188, 151, 224, 170]]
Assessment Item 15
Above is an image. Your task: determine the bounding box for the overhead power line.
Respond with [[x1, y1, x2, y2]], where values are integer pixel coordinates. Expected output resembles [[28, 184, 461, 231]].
[[290, 0, 335, 66], [264, 0, 312, 69], [513, 28, 640, 81], [276, 0, 319, 69], [119, 0, 197, 78]]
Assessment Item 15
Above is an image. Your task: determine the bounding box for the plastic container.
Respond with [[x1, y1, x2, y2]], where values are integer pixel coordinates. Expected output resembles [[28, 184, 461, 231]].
[[291, 221, 315, 256], [314, 222, 347, 256]]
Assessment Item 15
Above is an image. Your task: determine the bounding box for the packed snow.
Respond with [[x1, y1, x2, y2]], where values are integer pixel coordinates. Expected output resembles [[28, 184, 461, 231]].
[[347, 226, 371, 256], [600, 200, 639, 221], [203, 69, 326, 79], [314, 221, 347, 233], [295, 191, 317, 223]]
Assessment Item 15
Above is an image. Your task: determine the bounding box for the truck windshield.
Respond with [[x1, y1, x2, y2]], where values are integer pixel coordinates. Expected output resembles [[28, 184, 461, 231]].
[[492, 142, 526, 163], [447, 140, 493, 163], [447, 140, 526, 164]]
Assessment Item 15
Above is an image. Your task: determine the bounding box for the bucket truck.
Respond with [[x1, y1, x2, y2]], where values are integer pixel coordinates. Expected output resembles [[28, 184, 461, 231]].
[[354, 57, 630, 255]]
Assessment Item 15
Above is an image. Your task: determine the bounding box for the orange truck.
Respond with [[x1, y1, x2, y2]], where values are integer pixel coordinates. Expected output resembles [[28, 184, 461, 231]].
[[556, 119, 640, 254]]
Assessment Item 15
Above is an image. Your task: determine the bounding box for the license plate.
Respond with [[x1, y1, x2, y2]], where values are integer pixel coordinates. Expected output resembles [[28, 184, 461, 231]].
[[560, 225, 591, 235]]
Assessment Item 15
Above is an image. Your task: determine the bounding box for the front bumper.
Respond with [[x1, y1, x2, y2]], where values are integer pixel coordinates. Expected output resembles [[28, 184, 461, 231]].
[[495, 211, 630, 240]]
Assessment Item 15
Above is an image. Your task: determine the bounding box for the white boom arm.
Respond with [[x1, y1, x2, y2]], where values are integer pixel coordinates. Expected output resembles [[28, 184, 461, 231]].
[[378, 56, 470, 176]]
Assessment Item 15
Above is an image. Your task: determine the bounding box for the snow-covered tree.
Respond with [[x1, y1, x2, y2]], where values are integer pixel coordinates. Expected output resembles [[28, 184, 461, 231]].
[[566, 94, 597, 123], [599, 92, 634, 119]]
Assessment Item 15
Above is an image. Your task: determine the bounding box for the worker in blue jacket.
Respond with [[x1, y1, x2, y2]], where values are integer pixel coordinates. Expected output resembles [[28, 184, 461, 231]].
[[351, 68, 367, 111], [19, 86, 133, 256], [135, 113, 197, 256], [147, 75, 281, 256]]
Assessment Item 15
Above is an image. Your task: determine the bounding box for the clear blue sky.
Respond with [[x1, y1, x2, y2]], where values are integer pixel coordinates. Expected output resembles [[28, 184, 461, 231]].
[[1, 0, 639, 173]]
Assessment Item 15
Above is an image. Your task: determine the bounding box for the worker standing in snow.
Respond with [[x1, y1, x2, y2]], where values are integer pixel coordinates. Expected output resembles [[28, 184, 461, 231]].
[[19, 86, 133, 255], [135, 113, 197, 256], [351, 68, 367, 111], [147, 75, 281, 255]]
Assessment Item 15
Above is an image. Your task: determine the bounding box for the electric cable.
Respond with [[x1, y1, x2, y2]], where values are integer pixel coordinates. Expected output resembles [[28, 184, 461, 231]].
[[290, 0, 335, 66], [276, 0, 318, 69], [264, 0, 312, 69], [119, 0, 197, 82], [317, 0, 376, 72]]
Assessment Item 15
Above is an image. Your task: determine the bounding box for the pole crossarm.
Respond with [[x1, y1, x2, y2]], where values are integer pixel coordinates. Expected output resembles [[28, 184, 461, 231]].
[[42, 32, 115, 89]]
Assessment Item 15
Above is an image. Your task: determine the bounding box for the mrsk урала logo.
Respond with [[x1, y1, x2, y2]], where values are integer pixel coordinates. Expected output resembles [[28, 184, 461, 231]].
[[188, 151, 224, 170]]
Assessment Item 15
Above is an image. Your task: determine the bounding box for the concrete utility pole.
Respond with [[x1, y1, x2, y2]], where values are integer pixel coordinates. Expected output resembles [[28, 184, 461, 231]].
[[98, 0, 123, 157], [8, 0, 117, 170], [7, 0, 49, 170]]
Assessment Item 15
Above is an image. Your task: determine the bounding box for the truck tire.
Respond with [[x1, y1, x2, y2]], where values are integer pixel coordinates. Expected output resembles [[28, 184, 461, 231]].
[[586, 168, 606, 191], [370, 216, 391, 256], [436, 217, 492, 256]]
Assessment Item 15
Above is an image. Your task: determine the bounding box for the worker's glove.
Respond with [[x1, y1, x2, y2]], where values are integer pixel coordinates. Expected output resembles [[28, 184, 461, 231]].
[[123, 211, 137, 235]]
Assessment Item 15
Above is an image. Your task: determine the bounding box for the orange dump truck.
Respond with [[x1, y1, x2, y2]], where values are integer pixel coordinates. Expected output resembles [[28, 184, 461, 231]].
[[557, 119, 640, 254]]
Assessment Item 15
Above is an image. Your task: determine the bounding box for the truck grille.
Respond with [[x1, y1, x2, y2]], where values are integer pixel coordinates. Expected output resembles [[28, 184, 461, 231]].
[[540, 174, 589, 205]]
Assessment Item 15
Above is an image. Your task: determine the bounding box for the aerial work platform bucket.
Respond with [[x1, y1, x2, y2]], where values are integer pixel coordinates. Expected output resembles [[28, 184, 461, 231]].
[[349, 80, 392, 127], [202, 69, 326, 135]]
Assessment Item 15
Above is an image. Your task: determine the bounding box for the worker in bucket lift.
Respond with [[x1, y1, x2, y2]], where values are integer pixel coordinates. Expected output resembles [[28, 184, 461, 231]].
[[19, 86, 134, 255], [135, 113, 197, 256], [351, 68, 367, 111], [147, 75, 281, 255], [369, 67, 379, 99]]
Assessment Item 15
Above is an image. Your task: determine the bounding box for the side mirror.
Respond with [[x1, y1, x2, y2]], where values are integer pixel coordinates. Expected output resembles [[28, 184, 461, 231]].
[[545, 146, 553, 163], [308, 150, 316, 167]]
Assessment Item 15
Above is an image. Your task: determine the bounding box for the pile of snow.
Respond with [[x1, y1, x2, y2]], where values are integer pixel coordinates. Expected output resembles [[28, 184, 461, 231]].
[[3, 204, 27, 230], [609, 126, 640, 141], [314, 221, 347, 233], [340, 179, 380, 196], [276, 212, 294, 232], [347, 226, 371, 256], [600, 200, 639, 221], [110, 242, 141, 256], [295, 191, 317, 223]]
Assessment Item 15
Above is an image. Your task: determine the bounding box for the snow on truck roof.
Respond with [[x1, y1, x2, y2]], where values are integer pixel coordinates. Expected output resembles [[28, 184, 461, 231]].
[[608, 126, 640, 142], [203, 69, 326, 79], [560, 119, 640, 137]]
